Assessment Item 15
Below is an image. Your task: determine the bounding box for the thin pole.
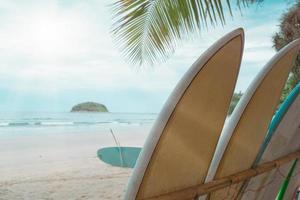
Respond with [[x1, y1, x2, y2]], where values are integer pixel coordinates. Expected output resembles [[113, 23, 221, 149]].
[[109, 128, 124, 167]]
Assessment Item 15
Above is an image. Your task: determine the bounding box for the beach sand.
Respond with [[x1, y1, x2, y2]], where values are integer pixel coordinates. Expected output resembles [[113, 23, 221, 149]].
[[0, 125, 150, 200]]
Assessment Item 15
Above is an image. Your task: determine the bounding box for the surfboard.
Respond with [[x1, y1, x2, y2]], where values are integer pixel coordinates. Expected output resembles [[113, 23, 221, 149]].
[[123, 28, 244, 200], [238, 83, 300, 199], [204, 39, 300, 200], [239, 83, 300, 200]]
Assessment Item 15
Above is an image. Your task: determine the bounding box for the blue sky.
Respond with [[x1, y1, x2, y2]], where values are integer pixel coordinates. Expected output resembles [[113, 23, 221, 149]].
[[0, 0, 294, 113]]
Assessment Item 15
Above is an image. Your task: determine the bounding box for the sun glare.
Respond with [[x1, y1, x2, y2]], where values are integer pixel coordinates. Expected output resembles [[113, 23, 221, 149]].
[[34, 19, 63, 47], [27, 13, 80, 58]]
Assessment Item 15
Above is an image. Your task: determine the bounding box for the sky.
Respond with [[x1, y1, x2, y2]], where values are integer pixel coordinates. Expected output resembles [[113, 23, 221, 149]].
[[0, 0, 294, 113]]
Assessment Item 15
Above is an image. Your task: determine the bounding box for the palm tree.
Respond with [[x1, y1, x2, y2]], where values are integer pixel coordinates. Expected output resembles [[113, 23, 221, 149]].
[[273, 1, 300, 101], [111, 0, 259, 66]]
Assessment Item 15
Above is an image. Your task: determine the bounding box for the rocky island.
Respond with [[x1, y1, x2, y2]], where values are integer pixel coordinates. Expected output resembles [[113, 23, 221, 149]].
[[71, 102, 108, 112]]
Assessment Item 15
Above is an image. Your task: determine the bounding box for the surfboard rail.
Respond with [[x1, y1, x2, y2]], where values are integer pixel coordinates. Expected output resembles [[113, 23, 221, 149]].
[[137, 149, 300, 200]]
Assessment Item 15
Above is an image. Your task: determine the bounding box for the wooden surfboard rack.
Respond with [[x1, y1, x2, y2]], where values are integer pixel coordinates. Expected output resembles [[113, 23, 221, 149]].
[[142, 149, 300, 200]]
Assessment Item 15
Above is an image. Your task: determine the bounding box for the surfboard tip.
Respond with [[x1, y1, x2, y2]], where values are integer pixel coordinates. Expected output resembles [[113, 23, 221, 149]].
[[279, 38, 300, 54], [225, 27, 244, 42]]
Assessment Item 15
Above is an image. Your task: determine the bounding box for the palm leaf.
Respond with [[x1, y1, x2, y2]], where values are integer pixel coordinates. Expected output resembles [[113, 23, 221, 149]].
[[112, 0, 258, 66]]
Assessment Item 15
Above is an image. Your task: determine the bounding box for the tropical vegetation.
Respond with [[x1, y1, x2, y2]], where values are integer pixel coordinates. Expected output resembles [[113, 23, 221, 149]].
[[112, 0, 259, 66], [71, 102, 108, 112], [228, 92, 243, 115], [273, 1, 300, 102]]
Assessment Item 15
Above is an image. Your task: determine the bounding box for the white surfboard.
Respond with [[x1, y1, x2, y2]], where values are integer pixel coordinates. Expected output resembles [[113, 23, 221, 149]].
[[240, 83, 300, 199], [204, 39, 300, 200], [123, 28, 244, 200]]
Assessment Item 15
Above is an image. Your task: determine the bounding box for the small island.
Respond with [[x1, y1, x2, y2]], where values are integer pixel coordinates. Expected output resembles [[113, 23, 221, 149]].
[[71, 102, 108, 113]]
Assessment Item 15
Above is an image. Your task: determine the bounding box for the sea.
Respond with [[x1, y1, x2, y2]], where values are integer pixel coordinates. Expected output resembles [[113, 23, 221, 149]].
[[0, 112, 157, 135]]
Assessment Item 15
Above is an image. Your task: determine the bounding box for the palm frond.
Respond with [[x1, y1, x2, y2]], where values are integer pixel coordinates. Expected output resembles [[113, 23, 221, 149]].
[[112, 0, 258, 66]]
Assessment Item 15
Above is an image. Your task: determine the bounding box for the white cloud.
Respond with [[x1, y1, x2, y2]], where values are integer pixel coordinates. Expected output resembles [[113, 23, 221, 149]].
[[0, 0, 181, 95]]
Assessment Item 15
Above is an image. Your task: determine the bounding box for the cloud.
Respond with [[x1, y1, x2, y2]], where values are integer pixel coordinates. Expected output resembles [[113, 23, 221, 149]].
[[0, 0, 182, 95]]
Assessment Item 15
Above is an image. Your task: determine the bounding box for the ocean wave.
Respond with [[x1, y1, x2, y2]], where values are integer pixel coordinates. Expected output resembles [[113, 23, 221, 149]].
[[39, 122, 75, 126], [0, 122, 10, 127], [8, 122, 31, 126], [0, 120, 153, 127], [73, 121, 111, 125]]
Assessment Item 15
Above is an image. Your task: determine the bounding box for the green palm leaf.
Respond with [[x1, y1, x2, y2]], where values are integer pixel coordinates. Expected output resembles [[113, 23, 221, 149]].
[[112, 0, 258, 66]]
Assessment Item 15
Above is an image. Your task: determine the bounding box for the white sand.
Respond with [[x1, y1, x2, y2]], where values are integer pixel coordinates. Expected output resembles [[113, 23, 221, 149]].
[[0, 125, 150, 200]]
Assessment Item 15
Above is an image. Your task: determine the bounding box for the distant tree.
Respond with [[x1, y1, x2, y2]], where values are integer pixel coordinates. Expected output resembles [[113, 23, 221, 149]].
[[228, 92, 243, 115], [273, 1, 300, 102]]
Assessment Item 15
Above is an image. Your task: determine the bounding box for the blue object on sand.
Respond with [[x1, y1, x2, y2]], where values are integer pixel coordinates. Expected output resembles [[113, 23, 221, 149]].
[[97, 147, 141, 168]]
